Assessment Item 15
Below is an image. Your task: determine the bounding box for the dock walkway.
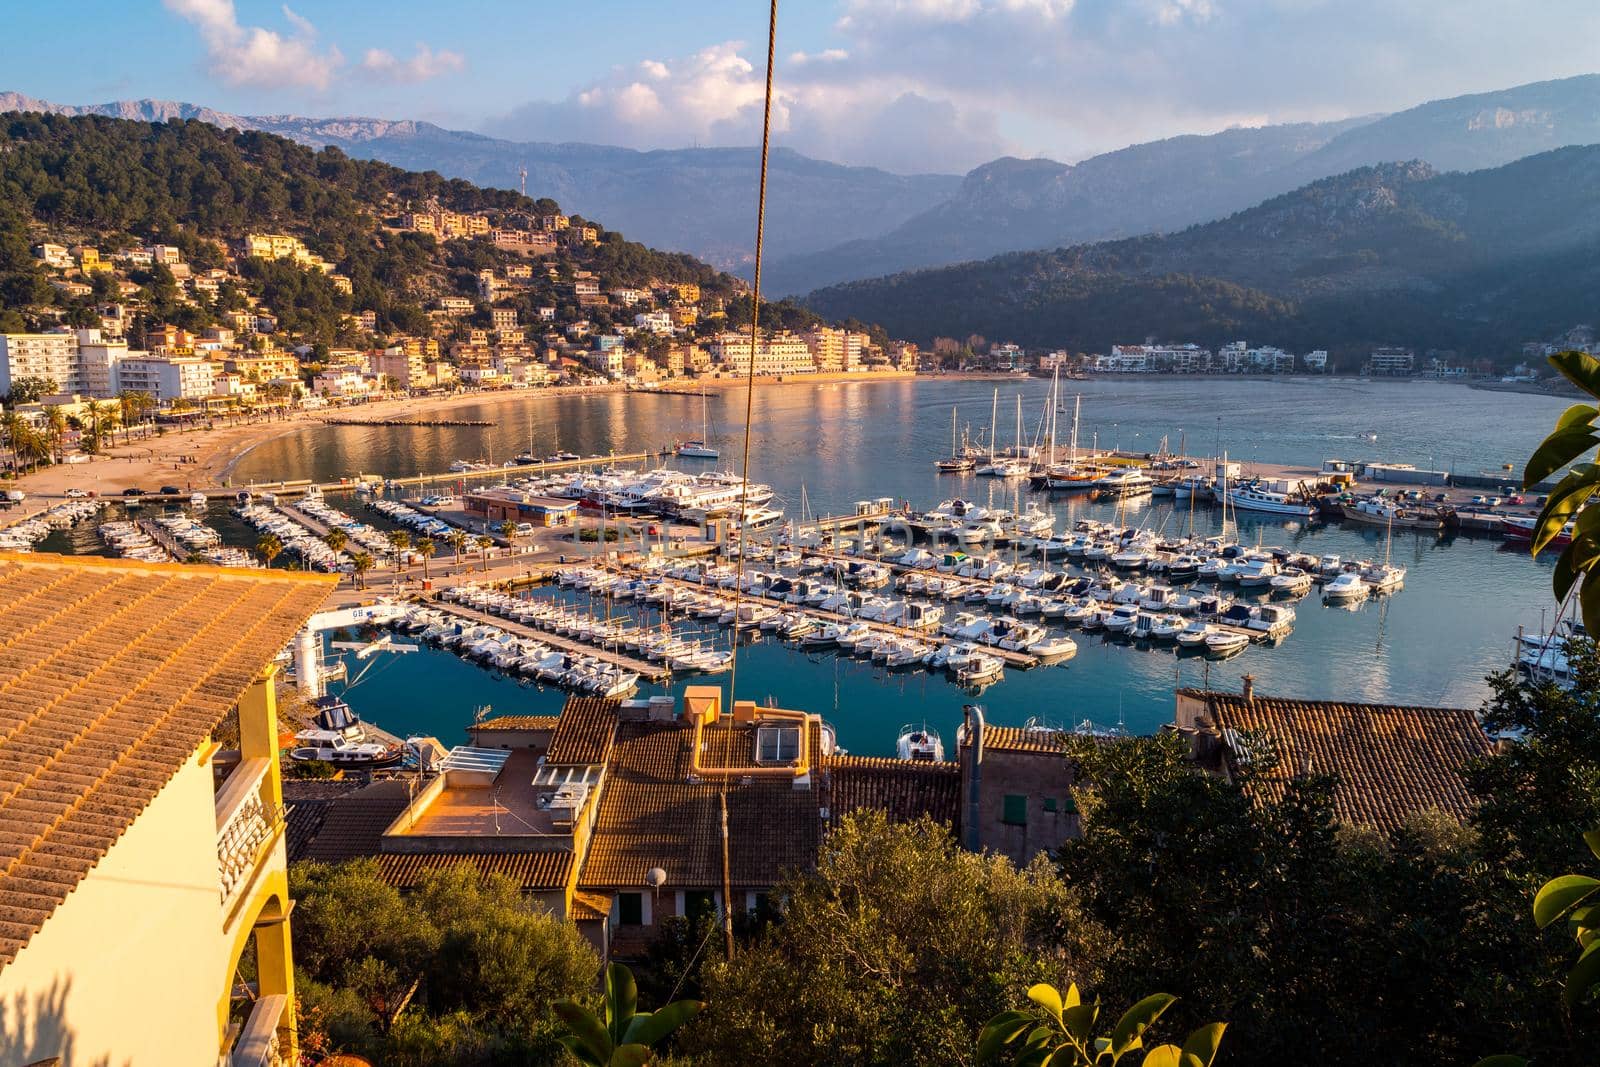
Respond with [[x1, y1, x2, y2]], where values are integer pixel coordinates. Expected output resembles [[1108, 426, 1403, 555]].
[[432, 600, 673, 683]]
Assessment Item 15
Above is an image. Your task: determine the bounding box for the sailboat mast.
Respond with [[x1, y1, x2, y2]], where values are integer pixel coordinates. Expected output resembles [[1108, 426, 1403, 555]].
[[951, 406, 958, 456], [1070, 395, 1080, 464], [990, 389, 999, 460]]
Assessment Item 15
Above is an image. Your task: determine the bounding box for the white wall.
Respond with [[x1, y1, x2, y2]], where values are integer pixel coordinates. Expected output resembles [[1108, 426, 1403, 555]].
[[0, 751, 230, 1067]]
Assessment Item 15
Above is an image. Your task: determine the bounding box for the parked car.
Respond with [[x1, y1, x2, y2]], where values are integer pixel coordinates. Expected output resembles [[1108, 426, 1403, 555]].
[[64, 488, 88, 498], [122, 487, 148, 496], [159, 485, 181, 495]]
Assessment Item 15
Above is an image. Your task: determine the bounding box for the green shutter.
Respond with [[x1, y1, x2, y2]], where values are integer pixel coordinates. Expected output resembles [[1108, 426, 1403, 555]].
[[1043, 797, 1058, 813], [1002, 794, 1028, 826]]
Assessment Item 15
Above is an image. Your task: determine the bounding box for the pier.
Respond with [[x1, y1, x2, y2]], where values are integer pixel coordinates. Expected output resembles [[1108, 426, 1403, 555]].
[[431, 599, 674, 683]]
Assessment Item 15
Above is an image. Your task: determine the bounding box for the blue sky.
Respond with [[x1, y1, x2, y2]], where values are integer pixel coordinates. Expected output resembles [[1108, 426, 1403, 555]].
[[4, 1, 1599, 173]]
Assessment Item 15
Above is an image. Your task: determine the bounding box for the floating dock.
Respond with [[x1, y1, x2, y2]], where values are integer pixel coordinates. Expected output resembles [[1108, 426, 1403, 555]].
[[432, 600, 673, 683]]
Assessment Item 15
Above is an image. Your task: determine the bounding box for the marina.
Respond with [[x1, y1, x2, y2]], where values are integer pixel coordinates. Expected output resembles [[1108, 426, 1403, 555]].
[[7, 377, 1574, 754]]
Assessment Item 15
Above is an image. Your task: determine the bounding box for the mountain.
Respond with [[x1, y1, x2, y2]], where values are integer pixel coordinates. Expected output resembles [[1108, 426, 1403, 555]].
[[0, 92, 961, 274], [803, 147, 1600, 361], [769, 73, 1600, 295]]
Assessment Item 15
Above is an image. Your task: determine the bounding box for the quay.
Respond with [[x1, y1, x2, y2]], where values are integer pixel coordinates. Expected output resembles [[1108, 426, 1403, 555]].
[[318, 417, 495, 427], [430, 599, 674, 683]]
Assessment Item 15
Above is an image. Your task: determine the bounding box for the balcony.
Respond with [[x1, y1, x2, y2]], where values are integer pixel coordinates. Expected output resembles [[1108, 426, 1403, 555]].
[[230, 993, 288, 1067], [215, 757, 284, 912]]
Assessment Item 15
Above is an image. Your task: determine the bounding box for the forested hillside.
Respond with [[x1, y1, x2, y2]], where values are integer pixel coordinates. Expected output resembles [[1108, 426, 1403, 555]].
[[806, 148, 1600, 361]]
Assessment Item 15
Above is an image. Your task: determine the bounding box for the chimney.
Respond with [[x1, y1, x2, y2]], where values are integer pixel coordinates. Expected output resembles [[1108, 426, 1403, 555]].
[[1241, 674, 1255, 704]]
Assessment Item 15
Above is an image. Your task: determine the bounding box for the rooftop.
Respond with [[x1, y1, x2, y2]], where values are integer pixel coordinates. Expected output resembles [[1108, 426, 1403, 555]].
[[373, 850, 575, 893], [1179, 688, 1493, 833], [545, 697, 620, 766], [0, 553, 333, 968], [468, 714, 562, 734]]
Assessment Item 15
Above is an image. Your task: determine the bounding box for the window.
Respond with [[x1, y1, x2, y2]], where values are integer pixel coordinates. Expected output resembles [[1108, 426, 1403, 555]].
[[756, 725, 800, 763], [1002, 794, 1028, 826], [1042, 797, 1058, 813], [618, 892, 643, 925], [685, 890, 717, 924]]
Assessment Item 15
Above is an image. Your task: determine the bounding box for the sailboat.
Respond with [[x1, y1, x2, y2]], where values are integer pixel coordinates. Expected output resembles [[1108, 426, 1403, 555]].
[[1042, 395, 1097, 490], [677, 387, 720, 458], [977, 393, 1029, 477], [935, 406, 980, 472]]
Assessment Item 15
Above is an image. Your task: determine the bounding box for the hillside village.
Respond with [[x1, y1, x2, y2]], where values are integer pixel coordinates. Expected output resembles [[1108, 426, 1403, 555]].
[[0, 115, 917, 425]]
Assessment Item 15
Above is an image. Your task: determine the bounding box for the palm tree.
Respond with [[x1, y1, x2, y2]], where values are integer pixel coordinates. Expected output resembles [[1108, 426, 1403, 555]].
[[448, 528, 469, 565], [476, 534, 494, 573], [1, 411, 28, 475], [500, 519, 519, 544], [417, 536, 437, 580], [256, 533, 283, 569], [42, 406, 66, 464], [351, 551, 374, 590], [387, 529, 411, 571], [324, 527, 348, 555]]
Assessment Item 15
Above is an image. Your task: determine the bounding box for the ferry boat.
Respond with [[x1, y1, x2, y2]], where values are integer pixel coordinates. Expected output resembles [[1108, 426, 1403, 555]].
[[1502, 514, 1574, 546], [1226, 481, 1315, 518]]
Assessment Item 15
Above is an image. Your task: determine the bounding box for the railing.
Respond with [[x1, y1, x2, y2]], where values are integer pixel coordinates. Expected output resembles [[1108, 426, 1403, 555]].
[[231, 993, 288, 1067], [215, 758, 283, 908]]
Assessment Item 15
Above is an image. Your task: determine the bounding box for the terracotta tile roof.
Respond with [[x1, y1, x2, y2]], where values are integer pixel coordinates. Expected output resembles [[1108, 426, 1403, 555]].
[[570, 889, 611, 922], [969, 725, 1072, 755], [545, 697, 620, 765], [1184, 689, 1492, 833], [825, 755, 960, 828], [579, 719, 823, 891], [284, 779, 370, 862], [0, 553, 332, 969], [372, 850, 575, 892], [468, 714, 561, 733], [296, 780, 414, 863]]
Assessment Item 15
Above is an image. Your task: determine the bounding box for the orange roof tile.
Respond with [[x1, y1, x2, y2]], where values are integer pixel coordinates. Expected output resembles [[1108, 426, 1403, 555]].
[[373, 850, 575, 892], [468, 714, 561, 733], [1184, 689, 1492, 832], [0, 553, 332, 969], [826, 754, 960, 828], [545, 697, 619, 765]]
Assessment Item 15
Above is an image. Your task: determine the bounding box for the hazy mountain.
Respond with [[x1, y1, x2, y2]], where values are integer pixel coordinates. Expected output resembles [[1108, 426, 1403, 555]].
[[770, 73, 1600, 296], [0, 92, 960, 273], [804, 147, 1600, 360]]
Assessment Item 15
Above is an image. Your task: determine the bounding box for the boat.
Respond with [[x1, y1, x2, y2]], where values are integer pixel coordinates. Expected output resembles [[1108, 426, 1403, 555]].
[[1226, 481, 1316, 518], [1175, 621, 1214, 647], [1323, 571, 1369, 602], [936, 407, 983, 472], [290, 730, 405, 768], [1093, 469, 1155, 499], [1204, 630, 1250, 657], [1341, 495, 1458, 530], [1502, 515, 1573, 546], [677, 388, 721, 458], [956, 651, 1005, 687], [189, 491, 208, 508], [897, 723, 946, 762]]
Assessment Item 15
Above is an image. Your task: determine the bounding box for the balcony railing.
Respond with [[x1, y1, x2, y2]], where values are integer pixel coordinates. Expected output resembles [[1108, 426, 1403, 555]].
[[230, 993, 288, 1067], [215, 758, 284, 908]]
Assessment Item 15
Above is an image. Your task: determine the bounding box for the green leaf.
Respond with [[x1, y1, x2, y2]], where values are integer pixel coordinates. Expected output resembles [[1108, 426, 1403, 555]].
[[1141, 1047, 1183, 1067], [978, 1012, 1036, 1062], [1063, 983, 1082, 1009], [1179, 1023, 1226, 1067], [1530, 465, 1600, 555], [1063, 1002, 1098, 1043], [1584, 583, 1600, 643], [554, 1000, 614, 1064], [1552, 534, 1600, 601], [607, 1043, 654, 1067], [1029, 983, 1065, 1021], [558, 1035, 606, 1067], [622, 1000, 703, 1048], [1557, 403, 1600, 431], [1524, 428, 1600, 489], [1566, 940, 1600, 1008], [605, 962, 638, 1043], [1586, 829, 1600, 861], [1533, 874, 1600, 928], [1111, 994, 1176, 1057], [1549, 350, 1600, 400]]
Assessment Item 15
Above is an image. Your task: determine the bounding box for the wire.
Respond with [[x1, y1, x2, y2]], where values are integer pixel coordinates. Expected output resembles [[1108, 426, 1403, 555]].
[[726, 0, 780, 708]]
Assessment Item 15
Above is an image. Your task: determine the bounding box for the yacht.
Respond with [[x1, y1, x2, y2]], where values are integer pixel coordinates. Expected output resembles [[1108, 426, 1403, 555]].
[[1204, 630, 1250, 657], [1323, 571, 1369, 602], [1225, 481, 1315, 519], [1093, 469, 1155, 499], [897, 723, 946, 762], [677, 440, 720, 459]]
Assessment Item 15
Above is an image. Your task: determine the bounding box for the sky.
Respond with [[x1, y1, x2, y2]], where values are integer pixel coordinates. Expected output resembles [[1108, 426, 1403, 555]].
[[3, 0, 1599, 174]]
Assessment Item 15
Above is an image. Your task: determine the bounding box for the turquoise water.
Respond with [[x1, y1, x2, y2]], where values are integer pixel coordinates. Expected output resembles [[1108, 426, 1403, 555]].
[[222, 378, 1569, 756]]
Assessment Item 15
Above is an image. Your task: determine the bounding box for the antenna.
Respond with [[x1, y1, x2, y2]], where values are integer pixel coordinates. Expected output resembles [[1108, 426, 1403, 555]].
[[519, 164, 528, 198]]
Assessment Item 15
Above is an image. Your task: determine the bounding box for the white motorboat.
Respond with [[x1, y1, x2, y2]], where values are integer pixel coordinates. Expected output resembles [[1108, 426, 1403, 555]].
[[1323, 571, 1369, 602], [1226, 481, 1316, 518], [1175, 622, 1214, 647], [897, 723, 946, 762], [1204, 630, 1250, 657]]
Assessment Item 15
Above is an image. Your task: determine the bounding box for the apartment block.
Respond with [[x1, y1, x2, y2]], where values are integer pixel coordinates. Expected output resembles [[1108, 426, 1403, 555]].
[[0, 332, 81, 396]]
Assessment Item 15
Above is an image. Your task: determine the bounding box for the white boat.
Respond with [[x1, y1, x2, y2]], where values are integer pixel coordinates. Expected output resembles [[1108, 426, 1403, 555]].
[[956, 652, 1005, 687], [1225, 482, 1316, 518], [897, 723, 946, 762], [1175, 622, 1214, 647], [1204, 630, 1250, 657], [1323, 571, 1369, 602], [1029, 634, 1077, 660], [1093, 469, 1155, 498]]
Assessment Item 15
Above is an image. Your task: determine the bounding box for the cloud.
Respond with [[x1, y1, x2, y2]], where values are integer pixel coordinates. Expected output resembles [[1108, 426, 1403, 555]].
[[485, 0, 1600, 173], [163, 0, 342, 91], [360, 43, 466, 83]]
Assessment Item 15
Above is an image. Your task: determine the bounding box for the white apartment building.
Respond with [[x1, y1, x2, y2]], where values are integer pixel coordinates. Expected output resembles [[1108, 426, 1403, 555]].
[[635, 310, 674, 335], [115, 356, 216, 404], [711, 331, 815, 376], [0, 333, 81, 396], [74, 330, 135, 398], [311, 365, 372, 397], [1368, 347, 1415, 375]]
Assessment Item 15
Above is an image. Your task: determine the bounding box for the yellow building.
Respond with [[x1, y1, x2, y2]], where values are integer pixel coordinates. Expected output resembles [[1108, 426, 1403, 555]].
[[0, 553, 333, 1066], [671, 283, 700, 303]]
